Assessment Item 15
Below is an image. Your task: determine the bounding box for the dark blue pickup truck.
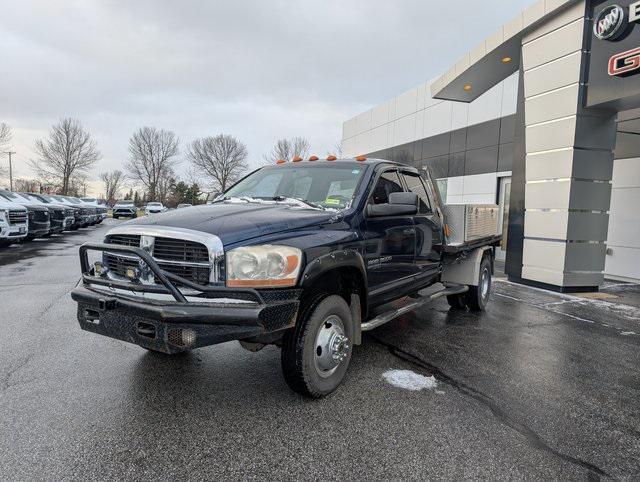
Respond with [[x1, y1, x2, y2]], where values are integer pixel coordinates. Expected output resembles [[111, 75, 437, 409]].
[[72, 157, 500, 397]]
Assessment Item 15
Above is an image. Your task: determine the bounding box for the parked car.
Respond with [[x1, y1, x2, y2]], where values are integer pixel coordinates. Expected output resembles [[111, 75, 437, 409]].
[[16, 193, 69, 236], [72, 158, 501, 397], [145, 202, 167, 215], [34, 195, 81, 230], [112, 200, 137, 219], [25, 193, 77, 231], [0, 189, 50, 240], [49, 196, 95, 227], [81, 197, 109, 223], [177, 203, 192, 209], [0, 197, 28, 246], [64, 196, 99, 225]]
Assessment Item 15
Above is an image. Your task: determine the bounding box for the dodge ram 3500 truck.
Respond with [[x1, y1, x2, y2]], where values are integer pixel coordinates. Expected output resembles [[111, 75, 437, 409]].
[[72, 158, 500, 397]]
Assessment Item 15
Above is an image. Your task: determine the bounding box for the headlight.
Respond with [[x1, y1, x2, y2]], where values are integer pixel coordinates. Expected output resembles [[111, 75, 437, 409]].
[[226, 245, 302, 288], [0, 209, 7, 222]]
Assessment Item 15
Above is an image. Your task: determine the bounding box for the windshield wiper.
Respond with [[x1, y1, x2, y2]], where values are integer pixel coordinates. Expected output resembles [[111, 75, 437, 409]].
[[270, 196, 326, 210]]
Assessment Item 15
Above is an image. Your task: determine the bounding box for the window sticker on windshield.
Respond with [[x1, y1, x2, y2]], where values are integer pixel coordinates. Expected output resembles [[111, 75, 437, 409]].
[[325, 198, 341, 206], [352, 169, 360, 174]]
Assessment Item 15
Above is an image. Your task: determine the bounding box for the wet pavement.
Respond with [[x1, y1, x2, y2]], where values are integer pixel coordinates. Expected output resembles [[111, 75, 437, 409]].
[[0, 219, 639, 479]]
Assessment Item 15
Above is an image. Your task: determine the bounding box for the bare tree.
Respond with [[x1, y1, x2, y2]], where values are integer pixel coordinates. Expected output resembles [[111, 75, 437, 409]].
[[30, 118, 101, 195], [156, 168, 175, 204], [100, 170, 126, 203], [327, 142, 344, 158], [187, 134, 248, 193], [125, 127, 179, 202], [0, 123, 12, 152], [13, 178, 41, 193], [263, 136, 310, 164], [0, 123, 13, 178]]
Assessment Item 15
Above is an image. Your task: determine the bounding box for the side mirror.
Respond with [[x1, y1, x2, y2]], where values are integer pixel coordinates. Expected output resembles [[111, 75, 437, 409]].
[[367, 192, 418, 217]]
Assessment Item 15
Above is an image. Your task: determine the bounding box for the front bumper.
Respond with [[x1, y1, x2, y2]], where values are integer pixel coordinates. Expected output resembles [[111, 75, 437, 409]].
[[71, 243, 300, 353], [113, 209, 136, 217], [0, 221, 27, 239]]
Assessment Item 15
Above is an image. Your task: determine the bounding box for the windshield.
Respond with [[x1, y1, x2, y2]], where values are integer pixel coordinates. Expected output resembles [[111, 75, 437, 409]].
[[222, 164, 366, 210], [0, 190, 19, 201], [148, 202, 161, 206], [29, 194, 50, 203], [65, 197, 81, 204], [81, 198, 96, 203], [115, 200, 133, 206], [17, 193, 37, 202]]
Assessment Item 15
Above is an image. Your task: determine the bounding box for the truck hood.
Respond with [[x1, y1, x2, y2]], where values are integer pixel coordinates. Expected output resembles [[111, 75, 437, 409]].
[[122, 202, 340, 245]]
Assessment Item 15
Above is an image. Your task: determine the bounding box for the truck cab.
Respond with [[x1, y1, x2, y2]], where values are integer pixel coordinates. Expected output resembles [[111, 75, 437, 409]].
[[72, 158, 499, 397]]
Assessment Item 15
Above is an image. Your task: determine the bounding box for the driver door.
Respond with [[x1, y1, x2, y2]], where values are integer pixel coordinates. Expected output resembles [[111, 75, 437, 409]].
[[363, 169, 417, 300]]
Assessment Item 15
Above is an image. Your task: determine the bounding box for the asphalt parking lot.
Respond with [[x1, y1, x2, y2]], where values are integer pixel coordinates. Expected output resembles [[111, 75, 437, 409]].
[[1, 219, 639, 479]]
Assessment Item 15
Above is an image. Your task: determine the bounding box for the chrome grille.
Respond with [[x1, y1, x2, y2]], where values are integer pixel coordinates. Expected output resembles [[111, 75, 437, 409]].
[[154, 237, 209, 263], [8, 210, 27, 225], [103, 253, 139, 278], [105, 233, 213, 285], [157, 263, 210, 284], [108, 234, 141, 247]]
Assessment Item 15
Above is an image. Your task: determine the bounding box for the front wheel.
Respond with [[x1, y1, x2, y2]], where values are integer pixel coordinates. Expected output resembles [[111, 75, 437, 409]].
[[466, 254, 492, 312], [281, 295, 354, 398]]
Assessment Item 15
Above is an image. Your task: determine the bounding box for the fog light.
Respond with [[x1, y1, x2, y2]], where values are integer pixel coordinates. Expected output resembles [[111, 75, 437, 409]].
[[94, 262, 108, 277], [168, 328, 197, 347], [181, 329, 197, 347], [126, 266, 141, 281]]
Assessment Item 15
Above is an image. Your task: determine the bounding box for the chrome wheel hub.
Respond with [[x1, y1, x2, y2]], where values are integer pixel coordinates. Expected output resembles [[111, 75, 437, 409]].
[[480, 267, 490, 299], [314, 315, 350, 378]]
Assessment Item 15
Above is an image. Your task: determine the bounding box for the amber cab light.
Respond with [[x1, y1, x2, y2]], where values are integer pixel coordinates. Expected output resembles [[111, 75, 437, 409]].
[[276, 159, 286, 164], [308, 155, 319, 161], [292, 156, 303, 162], [326, 155, 337, 161], [355, 155, 367, 162]]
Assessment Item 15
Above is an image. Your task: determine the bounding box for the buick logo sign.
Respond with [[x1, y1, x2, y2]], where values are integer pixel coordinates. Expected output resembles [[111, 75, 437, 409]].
[[594, 4, 626, 40]]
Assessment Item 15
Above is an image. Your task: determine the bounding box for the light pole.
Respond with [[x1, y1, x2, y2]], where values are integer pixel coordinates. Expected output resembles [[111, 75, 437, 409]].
[[1, 151, 15, 191]]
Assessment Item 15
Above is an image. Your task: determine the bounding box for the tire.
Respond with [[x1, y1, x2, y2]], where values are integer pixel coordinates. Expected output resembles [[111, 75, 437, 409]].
[[447, 294, 467, 309], [113, 215, 118, 219], [281, 295, 354, 398], [466, 254, 492, 312]]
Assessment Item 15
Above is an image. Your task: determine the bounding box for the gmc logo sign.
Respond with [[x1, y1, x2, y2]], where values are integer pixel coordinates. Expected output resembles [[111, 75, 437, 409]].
[[608, 46, 640, 76]]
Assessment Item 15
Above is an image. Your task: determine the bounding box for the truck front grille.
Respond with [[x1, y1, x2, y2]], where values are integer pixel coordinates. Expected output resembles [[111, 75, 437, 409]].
[[105, 234, 213, 285], [34, 210, 49, 223], [154, 237, 209, 263], [104, 253, 139, 278], [8, 210, 27, 225], [108, 234, 141, 246], [51, 209, 65, 221]]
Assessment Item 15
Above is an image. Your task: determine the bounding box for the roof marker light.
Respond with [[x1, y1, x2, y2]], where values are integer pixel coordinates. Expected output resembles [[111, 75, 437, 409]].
[[276, 159, 286, 164], [502, 56, 512, 63], [292, 156, 303, 162], [463, 84, 472, 92], [326, 155, 337, 161], [355, 156, 367, 162], [308, 155, 319, 161]]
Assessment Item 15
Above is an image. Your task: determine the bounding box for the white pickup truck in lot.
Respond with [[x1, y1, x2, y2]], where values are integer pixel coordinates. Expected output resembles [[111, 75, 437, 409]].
[[0, 198, 28, 246]]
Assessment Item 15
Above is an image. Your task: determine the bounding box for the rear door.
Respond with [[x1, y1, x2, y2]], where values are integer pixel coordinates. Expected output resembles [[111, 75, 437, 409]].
[[363, 168, 417, 298], [400, 171, 443, 281]]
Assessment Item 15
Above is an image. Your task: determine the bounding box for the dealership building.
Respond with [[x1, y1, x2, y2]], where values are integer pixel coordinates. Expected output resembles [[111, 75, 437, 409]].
[[342, 0, 640, 290]]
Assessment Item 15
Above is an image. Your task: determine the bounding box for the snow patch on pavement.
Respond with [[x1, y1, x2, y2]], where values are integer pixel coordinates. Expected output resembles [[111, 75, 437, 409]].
[[620, 331, 637, 336], [382, 369, 438, 392]]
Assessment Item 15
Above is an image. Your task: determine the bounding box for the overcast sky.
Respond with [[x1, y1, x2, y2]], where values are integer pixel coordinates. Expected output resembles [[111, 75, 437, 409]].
[[0, 0, 533, 195]]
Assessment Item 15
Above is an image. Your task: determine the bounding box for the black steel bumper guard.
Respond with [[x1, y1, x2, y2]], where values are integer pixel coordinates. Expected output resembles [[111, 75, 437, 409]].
[[72, 243, 301, 353]]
